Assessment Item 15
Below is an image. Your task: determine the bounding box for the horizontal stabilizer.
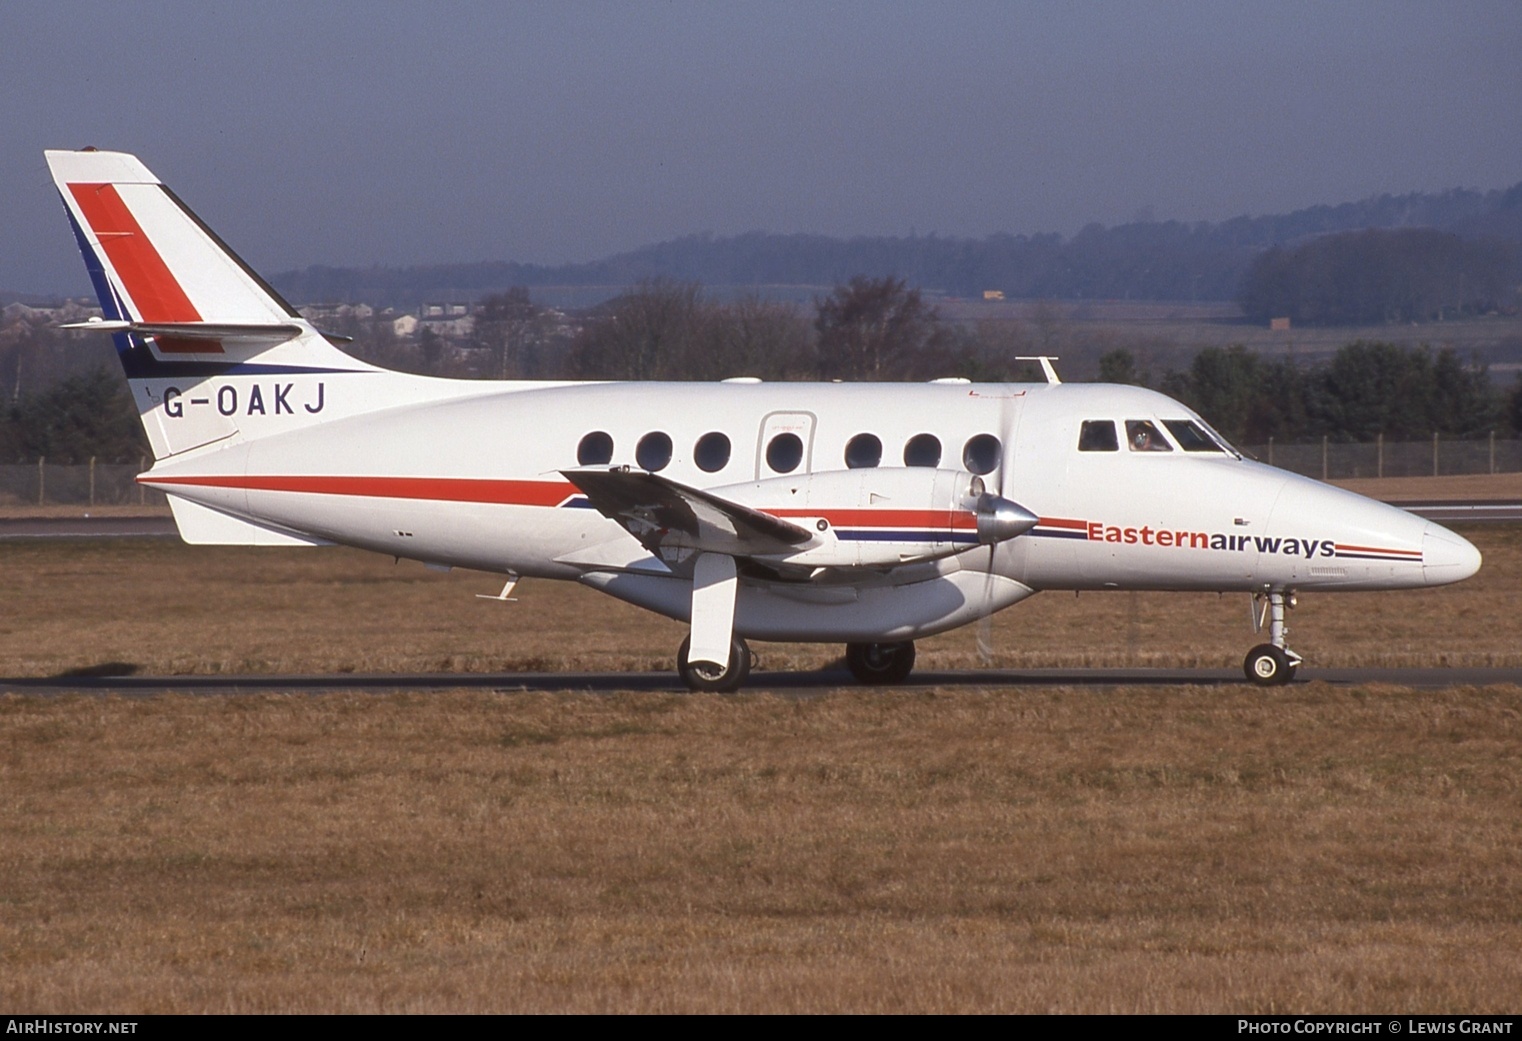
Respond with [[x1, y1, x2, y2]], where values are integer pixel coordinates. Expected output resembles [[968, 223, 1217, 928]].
[[563, 468, 812, 559], [61, 318, 304, 348], [167, 495, 332, 547]]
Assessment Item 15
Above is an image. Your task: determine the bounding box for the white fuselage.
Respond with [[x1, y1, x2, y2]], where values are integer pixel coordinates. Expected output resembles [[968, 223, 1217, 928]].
[[139, 376, 1480, 644]]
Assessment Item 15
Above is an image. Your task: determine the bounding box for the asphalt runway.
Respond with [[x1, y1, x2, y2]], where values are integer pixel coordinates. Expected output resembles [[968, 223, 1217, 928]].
[[0, 515, 178, 537], [5, 664, 1520, 696]]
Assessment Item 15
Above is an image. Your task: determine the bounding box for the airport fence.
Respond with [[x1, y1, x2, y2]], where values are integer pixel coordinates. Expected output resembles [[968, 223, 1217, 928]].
[[0, 437, 1519, 506], [0, 458, 167, 507], [1241, 434, 1522, 482]]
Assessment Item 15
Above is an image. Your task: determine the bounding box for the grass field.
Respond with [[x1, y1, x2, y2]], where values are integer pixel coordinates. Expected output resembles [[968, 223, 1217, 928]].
[[2, 685, 1520, 1012], [1, 520, 1519, 1012], [0, 520, 1517, 677]]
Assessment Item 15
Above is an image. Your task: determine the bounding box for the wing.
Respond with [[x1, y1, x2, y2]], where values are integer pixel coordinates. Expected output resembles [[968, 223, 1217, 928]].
[[562, 468, 813, 560]]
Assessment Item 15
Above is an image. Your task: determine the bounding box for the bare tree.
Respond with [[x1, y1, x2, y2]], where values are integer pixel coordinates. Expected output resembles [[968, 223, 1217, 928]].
[[472, 287, 548, 379], [699, 294, 812, 380], [569, 279, 703, 380], [814, 276, 943, 380]]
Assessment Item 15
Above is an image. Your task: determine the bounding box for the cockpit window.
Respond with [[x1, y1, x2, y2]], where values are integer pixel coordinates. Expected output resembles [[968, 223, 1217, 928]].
[[1078, 420, 1119, 452], [1162, 419, 1225, 453], [1125, 420, 1172, 452], [1196, 418, 1243, 457]]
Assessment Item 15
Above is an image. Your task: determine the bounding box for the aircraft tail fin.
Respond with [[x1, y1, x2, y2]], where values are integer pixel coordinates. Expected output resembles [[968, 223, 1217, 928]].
[[45, 148, 384, 461], [46, 149, 310, 332]]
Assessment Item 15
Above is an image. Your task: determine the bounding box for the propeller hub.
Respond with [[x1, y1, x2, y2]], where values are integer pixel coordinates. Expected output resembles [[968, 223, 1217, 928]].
[[974, 493, 1039, 544]]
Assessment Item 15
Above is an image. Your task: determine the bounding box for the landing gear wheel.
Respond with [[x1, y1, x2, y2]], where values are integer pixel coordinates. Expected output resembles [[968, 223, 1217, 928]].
[[845, 641, 917, 685], [1243, 643, 1293, 686], [676, 635, 751, 693]]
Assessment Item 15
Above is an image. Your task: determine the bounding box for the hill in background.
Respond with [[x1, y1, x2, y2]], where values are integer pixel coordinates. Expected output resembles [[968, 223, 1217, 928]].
[[267, 182, 1522, 313]]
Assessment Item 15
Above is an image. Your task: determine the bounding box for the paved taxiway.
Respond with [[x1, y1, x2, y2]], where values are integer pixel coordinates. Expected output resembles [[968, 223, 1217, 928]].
[[0, 515, 178, 537], [5, 665, 1520, 696]]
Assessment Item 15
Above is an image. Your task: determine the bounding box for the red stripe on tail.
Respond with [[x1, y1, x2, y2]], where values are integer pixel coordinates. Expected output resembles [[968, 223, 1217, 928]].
[[67, 183, 222, 354]]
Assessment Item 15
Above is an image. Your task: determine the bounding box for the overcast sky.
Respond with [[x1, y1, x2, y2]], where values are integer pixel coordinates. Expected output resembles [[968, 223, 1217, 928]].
[[4, 0, 1520, 295]]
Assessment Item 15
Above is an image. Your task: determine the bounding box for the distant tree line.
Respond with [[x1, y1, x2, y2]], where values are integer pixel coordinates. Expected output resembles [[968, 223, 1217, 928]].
[[0, 369, 147, 463], [0, 308, 149, 463], [433, 280, 1522, 445], [1239, 228, 1518, 325], [1104, 342, 1519, 446], [4, 277, 1522, 465]]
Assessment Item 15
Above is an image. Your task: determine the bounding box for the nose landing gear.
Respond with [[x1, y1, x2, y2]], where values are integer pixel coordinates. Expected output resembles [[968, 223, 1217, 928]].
[[1244, 590, 1300, 686]]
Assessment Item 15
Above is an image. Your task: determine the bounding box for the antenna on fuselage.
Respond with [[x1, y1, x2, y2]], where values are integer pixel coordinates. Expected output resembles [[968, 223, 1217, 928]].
[[1015, 356, 1061, 384]]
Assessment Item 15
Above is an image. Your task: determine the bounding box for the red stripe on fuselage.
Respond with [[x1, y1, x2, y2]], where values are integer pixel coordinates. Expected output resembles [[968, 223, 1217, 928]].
[[143, 474, 577, 507], [140, 475, 981, 530], [67, 182, 221, 354]]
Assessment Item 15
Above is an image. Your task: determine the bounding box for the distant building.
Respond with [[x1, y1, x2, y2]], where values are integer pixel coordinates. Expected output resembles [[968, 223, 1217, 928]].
[[415, 302, 475, 340], [3, 299, 99, 324], [1270, 316, 1291, 331], [298, 302, 375, 322], [982, 290, 1006, 302]]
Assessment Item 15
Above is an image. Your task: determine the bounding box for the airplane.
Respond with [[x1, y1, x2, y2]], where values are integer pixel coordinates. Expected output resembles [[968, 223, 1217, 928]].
[[44, 148, 1483, 691]]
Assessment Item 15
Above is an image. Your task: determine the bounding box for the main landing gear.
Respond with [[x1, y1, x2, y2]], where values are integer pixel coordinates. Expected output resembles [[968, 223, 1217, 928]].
[[676, 634, 752, 693], [1243, 590, 1301, 686], [845, 641, 917, 685]]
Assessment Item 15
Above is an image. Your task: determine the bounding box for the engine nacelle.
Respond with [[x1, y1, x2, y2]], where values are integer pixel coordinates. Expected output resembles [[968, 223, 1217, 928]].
[[712, 467, 1037, 568]]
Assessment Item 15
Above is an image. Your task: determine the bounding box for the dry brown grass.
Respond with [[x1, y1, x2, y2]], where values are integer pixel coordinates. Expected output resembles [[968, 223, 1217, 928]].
[[2, 685, 1519, 1012], [0, 522, 1518, 677]]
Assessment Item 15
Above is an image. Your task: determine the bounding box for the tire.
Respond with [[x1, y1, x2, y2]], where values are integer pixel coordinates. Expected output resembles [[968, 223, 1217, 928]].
[[845, 641, 916, 685], [1243, 643, 1292, 686], [676, 635, 751, 693]]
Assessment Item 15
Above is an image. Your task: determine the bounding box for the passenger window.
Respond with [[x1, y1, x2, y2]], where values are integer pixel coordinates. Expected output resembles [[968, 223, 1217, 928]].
[[694, 431, 731, 472], [577, 431, 614, 465], [962, 434, 1001, 475], [766, 432, 804, 473], [845, 433, 882, 469], [636, 431, 673, 471], [1162, 419, 1224, 453], [1125, 420, 1172, 452], [1078, 421, 1118, 452], [903, 433, 942, 467]]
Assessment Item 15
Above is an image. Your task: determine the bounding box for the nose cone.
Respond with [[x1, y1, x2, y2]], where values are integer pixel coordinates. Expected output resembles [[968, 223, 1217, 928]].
[[976, 494, 1040, 544], [1422, 523, 1482, 586]]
